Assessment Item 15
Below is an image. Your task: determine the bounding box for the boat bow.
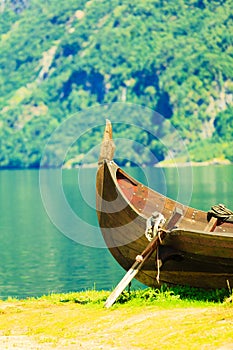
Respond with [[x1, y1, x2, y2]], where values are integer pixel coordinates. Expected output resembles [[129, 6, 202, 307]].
[[96, 120, 233, 289]]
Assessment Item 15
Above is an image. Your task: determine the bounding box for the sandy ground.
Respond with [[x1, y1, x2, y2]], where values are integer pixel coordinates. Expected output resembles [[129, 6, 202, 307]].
[[0, 335, 139, 350], [0, 307, 233, 350], [1, 332, 233, 350]]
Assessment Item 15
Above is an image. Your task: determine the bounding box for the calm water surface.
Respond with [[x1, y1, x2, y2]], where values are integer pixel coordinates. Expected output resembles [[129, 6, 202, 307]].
[[0, 165, 232, 299]]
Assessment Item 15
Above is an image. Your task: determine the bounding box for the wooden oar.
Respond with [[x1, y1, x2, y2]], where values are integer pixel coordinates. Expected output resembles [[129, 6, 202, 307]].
[[104, 231, 166, 308], [104, 207, 183, 308]]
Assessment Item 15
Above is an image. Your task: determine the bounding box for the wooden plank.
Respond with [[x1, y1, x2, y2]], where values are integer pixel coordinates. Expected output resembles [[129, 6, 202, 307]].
[[165, 207, 183, 230], [159, 270, 233, 289], [204, 217, 218, 232]]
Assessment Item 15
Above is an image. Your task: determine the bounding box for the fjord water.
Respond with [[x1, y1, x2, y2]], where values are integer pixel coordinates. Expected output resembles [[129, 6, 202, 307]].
[[0, 165, 232, 299]]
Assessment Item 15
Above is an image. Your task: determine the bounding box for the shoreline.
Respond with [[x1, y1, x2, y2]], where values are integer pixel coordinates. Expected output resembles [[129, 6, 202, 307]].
[[63, 158, 232, 169], [0, 158, 231, 170], [154, 158, 232, 168]]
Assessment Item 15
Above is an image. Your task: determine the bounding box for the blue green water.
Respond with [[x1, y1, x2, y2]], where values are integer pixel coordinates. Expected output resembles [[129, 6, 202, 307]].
[[0, 165, 232, 299]]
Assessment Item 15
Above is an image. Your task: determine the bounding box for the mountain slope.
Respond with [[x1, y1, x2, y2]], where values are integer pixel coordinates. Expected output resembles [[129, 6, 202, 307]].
[[1, 0, 233, 167]]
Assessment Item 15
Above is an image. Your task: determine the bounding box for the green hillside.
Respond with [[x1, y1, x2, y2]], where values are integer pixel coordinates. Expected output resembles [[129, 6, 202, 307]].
[[1, 0, 233, 168]]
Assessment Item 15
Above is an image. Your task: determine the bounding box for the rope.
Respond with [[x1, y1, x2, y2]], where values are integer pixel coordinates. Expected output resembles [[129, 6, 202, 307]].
[[145, 211, 166, 241], [144, 212, 167, 283], [156, 247, 160, 284], [207, 204, 233, 223]]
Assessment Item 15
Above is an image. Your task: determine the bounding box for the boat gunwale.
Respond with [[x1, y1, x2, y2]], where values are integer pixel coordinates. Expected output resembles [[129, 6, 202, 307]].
[[170, 227, 233, 239], [99, 159, 233, 238]]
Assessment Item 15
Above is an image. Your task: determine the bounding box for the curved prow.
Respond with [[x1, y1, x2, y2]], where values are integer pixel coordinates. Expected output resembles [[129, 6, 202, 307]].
[[99, 119, 116, 163]]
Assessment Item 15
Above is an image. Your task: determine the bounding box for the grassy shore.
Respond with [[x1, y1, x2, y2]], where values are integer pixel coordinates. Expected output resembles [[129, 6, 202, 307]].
[[0, 287, 233, 349]]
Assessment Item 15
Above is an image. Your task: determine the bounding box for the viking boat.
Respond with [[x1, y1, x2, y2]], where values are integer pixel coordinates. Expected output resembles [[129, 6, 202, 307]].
[[96, 120, 233, 290]]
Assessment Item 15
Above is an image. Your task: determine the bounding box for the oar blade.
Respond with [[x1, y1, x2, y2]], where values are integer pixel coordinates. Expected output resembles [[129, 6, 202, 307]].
[[104, 264, 140, 308]]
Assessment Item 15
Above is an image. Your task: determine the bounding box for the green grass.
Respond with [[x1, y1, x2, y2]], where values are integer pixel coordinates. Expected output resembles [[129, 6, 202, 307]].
[[17, 284, 231, 307]]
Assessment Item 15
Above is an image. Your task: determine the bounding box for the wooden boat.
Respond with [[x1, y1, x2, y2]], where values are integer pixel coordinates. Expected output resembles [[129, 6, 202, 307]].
[[96, 120, 233, 290]]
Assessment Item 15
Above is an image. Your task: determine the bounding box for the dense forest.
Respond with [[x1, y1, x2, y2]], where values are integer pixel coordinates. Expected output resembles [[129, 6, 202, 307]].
[[0, 0, 233, 168]]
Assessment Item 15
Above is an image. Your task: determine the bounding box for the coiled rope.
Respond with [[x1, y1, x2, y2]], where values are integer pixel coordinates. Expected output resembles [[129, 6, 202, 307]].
[[207, 204, 233, 223]]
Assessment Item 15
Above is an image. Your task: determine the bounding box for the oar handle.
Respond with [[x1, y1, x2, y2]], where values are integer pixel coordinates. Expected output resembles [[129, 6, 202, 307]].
[[140, 230, 166, 260]]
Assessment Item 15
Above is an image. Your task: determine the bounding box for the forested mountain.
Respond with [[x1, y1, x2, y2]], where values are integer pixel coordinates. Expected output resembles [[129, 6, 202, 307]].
[[1, 0, 233, 168]]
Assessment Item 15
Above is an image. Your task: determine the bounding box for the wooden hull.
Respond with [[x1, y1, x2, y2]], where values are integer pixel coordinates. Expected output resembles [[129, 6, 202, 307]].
[[96, 123, 233, 289]]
